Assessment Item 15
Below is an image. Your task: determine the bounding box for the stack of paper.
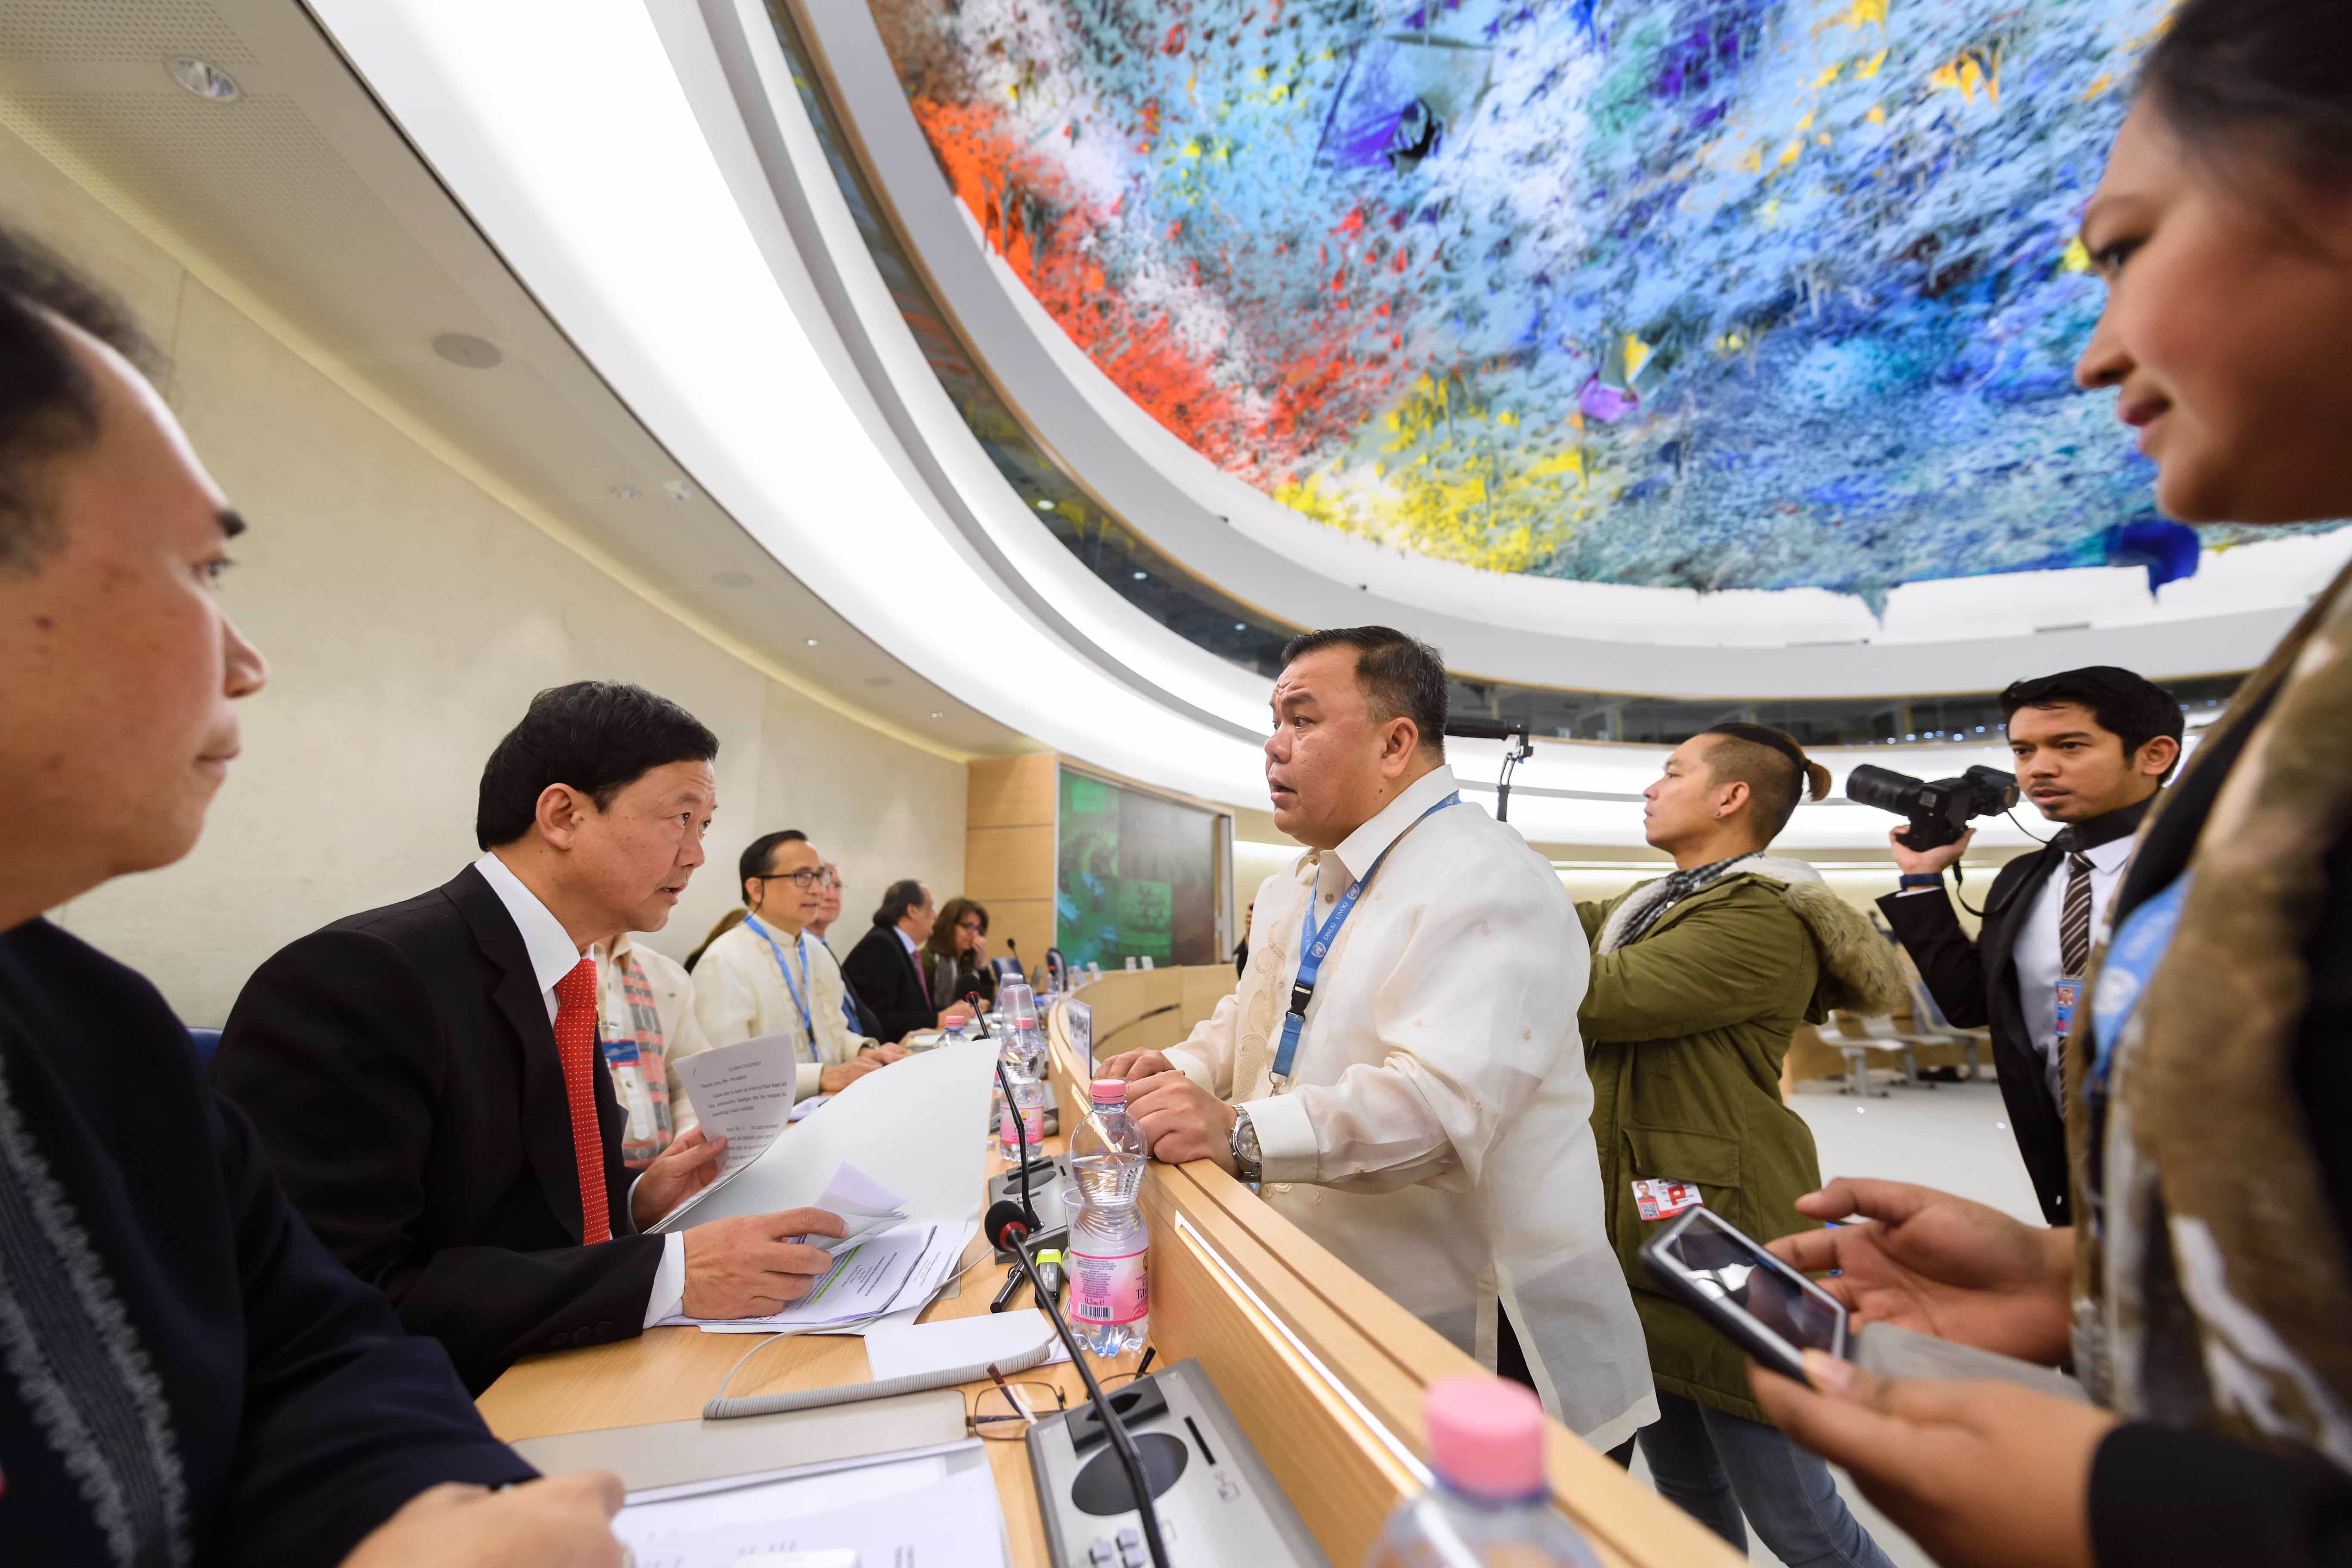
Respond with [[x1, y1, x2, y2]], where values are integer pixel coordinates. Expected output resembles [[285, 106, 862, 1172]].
[[657, 1163, 964, 1336]]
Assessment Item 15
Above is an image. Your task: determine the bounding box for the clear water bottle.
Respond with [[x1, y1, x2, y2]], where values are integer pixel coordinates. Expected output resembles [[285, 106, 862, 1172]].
[[996, 1027, 1044, 1164], [1065, 1079, 1149, 1357], [1365, 1378, 1600, 1568], [1000, 981, 1047, 1076]]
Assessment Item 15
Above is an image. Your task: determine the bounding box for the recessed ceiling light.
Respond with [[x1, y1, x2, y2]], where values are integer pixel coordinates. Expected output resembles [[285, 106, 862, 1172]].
[[804, 637, 819, 646], [709, 569, 752, 588], [929, 711, 944, 719], [610, 484, 641, 500], [1132, 571, 1147, 580], [432, 332, 502, 369], [1034, 498, 1054, 510], [168, 57, 241, 103]]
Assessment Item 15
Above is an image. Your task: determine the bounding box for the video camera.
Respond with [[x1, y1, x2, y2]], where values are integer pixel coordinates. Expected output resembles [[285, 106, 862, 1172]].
[[1845, 763, 2020, 852]]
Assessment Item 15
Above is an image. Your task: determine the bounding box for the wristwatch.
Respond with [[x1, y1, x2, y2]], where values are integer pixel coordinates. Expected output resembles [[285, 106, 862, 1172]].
[[1897, 872, 1946, 890], [1228, 1107, 1263, 1186]]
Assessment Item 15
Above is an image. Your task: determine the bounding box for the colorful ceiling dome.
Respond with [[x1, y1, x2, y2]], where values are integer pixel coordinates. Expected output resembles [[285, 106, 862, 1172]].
[[875, 0, 2332, 607]]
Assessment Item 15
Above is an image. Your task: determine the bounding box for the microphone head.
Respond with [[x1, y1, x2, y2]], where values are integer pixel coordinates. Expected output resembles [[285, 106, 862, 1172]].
[[985, 1198, 1032, 1251]]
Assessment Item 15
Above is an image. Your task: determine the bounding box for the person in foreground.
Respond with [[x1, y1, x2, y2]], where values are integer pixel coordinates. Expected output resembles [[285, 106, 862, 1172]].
[[1751, 6, 2352, 1565], [1584, 724, 1904, 1567], [216, 686, 847, 1392], [1100, 627, 1656, 1451], [0, 225, 620, 1564], [1877, 667, 2182, 1223], [692, 829, 905, 1101]]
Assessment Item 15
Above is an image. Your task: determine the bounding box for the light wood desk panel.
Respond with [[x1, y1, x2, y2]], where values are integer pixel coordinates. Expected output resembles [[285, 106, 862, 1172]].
[[478, 1017, 1737, 1568]]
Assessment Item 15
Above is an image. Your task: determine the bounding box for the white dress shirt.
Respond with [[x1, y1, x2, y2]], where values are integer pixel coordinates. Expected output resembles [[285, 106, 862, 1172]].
[[691, 915, 877, 1101], [1161, 766, 1656, 1448], [471, 852, 687, 1327], [2010, 834, 2133, 1106]]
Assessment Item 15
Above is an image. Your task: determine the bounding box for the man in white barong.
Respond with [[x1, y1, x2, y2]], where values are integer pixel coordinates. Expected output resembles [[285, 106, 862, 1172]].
[[1101, 626, 1656, 1452]]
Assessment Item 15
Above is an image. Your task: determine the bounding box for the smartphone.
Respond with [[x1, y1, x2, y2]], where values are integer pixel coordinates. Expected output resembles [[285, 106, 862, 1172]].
[[1638, 1206, 1847, 1380]]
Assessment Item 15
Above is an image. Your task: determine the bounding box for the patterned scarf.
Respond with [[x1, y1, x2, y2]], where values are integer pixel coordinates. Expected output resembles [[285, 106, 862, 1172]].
[[600, 950, 677, 1168], [1613, 854, 1755, 948], [2070, 557, 2352, 1469]]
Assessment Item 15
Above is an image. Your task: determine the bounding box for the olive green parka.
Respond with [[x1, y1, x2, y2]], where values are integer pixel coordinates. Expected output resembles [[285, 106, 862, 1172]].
[[1578, 857, 1907, 1422]]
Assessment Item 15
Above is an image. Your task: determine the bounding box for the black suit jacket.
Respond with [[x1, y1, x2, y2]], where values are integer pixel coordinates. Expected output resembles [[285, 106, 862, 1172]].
[[842, 923, 932, 1043], [1876, 797, 2152, 1226], [1879, 848, 2075, 1224], [213, 866, 664, 1393], [0, 918, 529, 1568], [824, 939, 887, 1039]]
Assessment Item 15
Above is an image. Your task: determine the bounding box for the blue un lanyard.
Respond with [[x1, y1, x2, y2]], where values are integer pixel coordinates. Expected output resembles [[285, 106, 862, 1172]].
[[743, 915, 817, 1062], [1272, 793, 1459, 1081]]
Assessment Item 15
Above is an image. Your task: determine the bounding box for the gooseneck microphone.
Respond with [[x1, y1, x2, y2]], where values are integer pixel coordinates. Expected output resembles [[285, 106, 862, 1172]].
[[986, 1197, 1173, 1568], [997, 1058, 1038, 1233]]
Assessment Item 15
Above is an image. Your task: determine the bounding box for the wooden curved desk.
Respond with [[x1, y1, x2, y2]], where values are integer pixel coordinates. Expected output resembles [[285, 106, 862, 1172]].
[[477, 1012, 1737, 1568]]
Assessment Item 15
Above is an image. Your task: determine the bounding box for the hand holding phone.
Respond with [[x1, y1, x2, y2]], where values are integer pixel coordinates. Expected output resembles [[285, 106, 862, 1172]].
[[1640, 1207, 1848, 1381]]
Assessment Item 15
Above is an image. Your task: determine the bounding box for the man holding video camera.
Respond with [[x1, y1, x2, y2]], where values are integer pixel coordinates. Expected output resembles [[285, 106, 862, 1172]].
[[1875, 667, 2182, 1223]]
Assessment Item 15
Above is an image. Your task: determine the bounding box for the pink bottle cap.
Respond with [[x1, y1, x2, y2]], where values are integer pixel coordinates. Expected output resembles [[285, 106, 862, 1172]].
[[1091, 1078, 1126, 1107], [1423, 1376, 1546, 1499]]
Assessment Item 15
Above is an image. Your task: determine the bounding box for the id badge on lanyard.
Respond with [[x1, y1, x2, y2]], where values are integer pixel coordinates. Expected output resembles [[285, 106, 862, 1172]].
[[2053, 977, 2082, 1041], [1272, 792, 1458, 1085]]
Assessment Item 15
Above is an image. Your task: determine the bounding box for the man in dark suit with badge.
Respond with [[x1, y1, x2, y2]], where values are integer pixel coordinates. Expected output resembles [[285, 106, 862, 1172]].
[[1878, 667, 2182, 1223]]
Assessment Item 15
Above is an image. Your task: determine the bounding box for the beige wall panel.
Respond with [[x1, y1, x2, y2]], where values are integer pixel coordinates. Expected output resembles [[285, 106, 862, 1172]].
[[16, 124, 966, 1022], [968, 897, 1053, 977], [963, 823, 1055, 902], [966, 752, 1055, 829]]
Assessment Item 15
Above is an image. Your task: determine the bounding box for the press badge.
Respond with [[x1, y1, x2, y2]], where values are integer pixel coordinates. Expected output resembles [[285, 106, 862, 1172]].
[[2053, 978, 2082, 1041], [1633, 1178, 1704, 1222]]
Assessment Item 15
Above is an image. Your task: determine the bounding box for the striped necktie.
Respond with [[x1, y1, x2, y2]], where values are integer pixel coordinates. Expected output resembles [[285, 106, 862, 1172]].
[[2058, 850, 2095, 978], [552, 958, 613, 1244]]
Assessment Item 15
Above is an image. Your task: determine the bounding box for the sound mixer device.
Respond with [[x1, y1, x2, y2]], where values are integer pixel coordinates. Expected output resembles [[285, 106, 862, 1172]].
[[1026, 1358, 1330, 1568]]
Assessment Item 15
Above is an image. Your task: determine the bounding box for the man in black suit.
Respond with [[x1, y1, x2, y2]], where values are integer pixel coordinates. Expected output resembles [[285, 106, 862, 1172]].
[[0, 223, 618, 1565], [216, 684, 846, 1393], [1877, 667, 2182, 1223], [843, 878, 966, 1042]]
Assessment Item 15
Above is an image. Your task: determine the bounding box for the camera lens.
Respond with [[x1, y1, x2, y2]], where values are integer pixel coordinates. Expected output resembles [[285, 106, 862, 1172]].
[[1844, 764, 1927, 817]]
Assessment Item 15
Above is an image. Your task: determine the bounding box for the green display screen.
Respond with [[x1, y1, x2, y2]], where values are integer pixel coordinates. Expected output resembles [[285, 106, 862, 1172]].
[[1056, 768, 1221, 969]]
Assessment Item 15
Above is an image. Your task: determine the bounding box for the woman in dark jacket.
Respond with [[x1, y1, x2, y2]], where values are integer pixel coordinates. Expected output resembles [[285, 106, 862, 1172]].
[[1754, 6, 2352, 1566], [923, 896, 994, 1011]]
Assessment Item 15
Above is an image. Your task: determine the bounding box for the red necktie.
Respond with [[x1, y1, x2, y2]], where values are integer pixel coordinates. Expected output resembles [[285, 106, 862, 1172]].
[[552, 958, 612, 1245]]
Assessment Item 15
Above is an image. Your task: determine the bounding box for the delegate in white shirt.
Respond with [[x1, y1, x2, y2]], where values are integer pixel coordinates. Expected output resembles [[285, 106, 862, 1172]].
[[1160, 766, 1656, 1450], [2012, 835, 2132, 1107], [471, 851, 688, 1329], [690, 915, 878, 1102]]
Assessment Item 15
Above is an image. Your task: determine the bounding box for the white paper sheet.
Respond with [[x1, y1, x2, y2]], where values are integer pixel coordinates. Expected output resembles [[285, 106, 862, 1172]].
[[862, 1310, 1065, 1383], [657, 1221, 968, 1334], [651, 1040, 997, 1236], [668, 1033, 805, 1215], [616, 1447, 1005, 1568]]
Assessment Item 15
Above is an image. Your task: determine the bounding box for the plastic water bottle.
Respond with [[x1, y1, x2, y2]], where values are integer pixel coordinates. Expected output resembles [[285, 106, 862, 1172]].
[[1000, 981, 1047, 1075], [1364, 1379, 1601, 1568], [997, 1049, 1043, 1165], [1065, 1079, 1149, 1357]]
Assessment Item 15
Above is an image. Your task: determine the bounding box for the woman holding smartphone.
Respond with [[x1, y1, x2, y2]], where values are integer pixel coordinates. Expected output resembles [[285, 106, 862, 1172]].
[[1753, 6, 2352, 1567]]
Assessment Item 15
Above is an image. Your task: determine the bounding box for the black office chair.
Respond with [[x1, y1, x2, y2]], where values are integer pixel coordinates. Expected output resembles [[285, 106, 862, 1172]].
[[186, 1027, 223, 1071]]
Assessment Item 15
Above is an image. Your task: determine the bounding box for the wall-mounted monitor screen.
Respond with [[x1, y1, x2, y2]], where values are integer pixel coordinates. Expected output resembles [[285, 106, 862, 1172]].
[[1056, 767, 1224, 970]]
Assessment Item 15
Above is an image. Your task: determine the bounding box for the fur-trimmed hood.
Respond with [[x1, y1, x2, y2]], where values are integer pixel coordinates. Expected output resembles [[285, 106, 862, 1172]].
[[1597, 853, 1909, 1017]]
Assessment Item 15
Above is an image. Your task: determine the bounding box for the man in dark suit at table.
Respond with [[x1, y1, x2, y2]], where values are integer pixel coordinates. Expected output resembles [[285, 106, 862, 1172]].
[[843, 878, 970, 1042], [1876, 667, 2182, 1224], [0, 221, 620, 1565], [215, 683, 847, 1393]]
